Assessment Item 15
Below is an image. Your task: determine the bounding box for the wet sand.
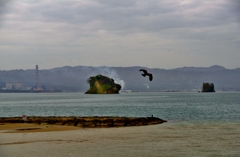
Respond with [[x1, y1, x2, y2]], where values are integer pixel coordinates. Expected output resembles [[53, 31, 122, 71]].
[[0, 123, 80, 133], [1, 121, 240, 157]]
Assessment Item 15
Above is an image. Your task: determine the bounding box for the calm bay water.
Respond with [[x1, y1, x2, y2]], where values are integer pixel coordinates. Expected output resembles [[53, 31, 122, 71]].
[[1, 92, 240, 157], [0, 92, 239, 122]]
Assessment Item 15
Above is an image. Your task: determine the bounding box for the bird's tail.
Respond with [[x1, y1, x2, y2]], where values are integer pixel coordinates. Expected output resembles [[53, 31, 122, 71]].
[[142, 74, 146, 77]]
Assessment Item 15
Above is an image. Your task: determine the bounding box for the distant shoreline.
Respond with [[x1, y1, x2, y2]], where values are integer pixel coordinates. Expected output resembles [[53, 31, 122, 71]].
[[0, 89, 62, 93]]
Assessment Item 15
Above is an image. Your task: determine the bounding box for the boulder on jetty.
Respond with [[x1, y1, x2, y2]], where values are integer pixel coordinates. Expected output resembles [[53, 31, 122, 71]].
[[201, 82, 216, 92], [0, 116, 167, 128], [85, 74, 121, 94]]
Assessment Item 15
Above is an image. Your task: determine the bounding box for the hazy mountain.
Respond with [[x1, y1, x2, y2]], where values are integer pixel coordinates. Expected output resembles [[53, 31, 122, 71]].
[[174, 65, 226, 72], [0, 65, 240, 92]]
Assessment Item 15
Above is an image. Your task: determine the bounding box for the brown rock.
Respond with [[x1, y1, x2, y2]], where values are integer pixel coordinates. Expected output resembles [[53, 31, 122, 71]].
[[0, 116, 167, 128]]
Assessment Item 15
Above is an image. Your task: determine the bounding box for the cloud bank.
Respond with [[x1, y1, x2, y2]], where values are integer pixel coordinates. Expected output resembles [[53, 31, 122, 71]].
[[0, 0, 239, 70]]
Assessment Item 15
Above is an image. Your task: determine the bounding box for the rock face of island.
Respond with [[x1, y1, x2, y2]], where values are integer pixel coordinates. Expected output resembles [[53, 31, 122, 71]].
[[85, 74, 121, 94], [201, 83, 216, 92], [0, 116, 167, 128]]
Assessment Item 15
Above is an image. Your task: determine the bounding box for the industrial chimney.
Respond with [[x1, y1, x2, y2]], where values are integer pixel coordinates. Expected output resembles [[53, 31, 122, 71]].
[[36, 65, 39, 88]]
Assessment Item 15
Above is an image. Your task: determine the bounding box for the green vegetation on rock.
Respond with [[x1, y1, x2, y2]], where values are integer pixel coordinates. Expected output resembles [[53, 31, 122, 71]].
[[201, 83, 216, 92], [85, 74, 121, 94]]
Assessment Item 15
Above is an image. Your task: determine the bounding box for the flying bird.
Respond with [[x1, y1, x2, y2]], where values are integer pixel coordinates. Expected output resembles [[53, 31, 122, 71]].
[[139, 69, 153, 81]]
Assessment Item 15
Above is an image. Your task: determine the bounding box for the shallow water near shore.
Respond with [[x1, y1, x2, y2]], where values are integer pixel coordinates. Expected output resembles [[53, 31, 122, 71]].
[[0, 92, 240, 156]]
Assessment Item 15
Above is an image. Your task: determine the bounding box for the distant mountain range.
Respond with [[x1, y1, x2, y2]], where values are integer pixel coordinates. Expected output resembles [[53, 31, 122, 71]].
[[0, 65, 240, 92]]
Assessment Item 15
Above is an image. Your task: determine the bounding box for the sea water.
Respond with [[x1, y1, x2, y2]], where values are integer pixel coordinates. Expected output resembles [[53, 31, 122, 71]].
[[0, 92, 239, 122], [0, 92, 240, 157]]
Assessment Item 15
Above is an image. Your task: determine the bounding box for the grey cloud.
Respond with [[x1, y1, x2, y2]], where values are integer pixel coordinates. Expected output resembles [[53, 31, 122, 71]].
[[0, 0, 12, 14], [6, 0, 235, 33], [0, 0, 239, 70], [227, 0, 240, 22], [41, 1, 236, 33], [2, 0, 239, 40], [0, 0, 14, 27], [91, 0, 136, 8]]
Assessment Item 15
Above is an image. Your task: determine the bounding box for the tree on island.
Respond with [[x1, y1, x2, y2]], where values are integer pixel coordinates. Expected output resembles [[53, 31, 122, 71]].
[[85, 74, 121, 94]]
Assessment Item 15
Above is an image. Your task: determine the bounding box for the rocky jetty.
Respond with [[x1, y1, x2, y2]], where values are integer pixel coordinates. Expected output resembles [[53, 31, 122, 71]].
[[0, 116, 167, 128], [85, 74, 121, 94], [201, 82, 216, 92]]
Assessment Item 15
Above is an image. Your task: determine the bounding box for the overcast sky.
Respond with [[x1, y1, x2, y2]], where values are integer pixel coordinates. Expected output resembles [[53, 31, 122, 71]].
[[0, 0, 239, 70]]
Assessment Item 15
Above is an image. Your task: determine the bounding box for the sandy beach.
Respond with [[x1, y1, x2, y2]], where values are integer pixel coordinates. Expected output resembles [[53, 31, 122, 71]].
[[1, 122, 240, 157], [0, 123, 80, 133]]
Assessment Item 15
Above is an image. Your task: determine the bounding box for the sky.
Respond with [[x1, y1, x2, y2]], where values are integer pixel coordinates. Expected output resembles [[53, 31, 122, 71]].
[[0, 0, 240, 70]]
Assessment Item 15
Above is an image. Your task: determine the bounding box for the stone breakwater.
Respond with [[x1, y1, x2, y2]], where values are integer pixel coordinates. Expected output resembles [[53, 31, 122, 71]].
[[0, 116, 167, 128]]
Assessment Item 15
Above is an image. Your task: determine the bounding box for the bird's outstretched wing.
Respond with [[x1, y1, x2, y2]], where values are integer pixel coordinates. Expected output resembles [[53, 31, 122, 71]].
[[149, 73, 153, 81], [139, 69, 147, 74], [139, 69, 153, 81]]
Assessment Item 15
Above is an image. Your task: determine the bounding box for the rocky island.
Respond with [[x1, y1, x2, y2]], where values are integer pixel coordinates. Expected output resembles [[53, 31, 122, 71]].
[[85, 74, 121, 94], [201, 82, 216, 92]]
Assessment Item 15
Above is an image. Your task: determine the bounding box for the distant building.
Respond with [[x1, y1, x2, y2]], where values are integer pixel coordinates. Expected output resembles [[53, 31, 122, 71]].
[[6, 82, 23, 90], [2, 82, 31, 90]]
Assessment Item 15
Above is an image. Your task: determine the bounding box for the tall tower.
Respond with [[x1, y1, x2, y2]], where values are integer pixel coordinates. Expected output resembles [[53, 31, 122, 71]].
[[36, 65, 39, 88]]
